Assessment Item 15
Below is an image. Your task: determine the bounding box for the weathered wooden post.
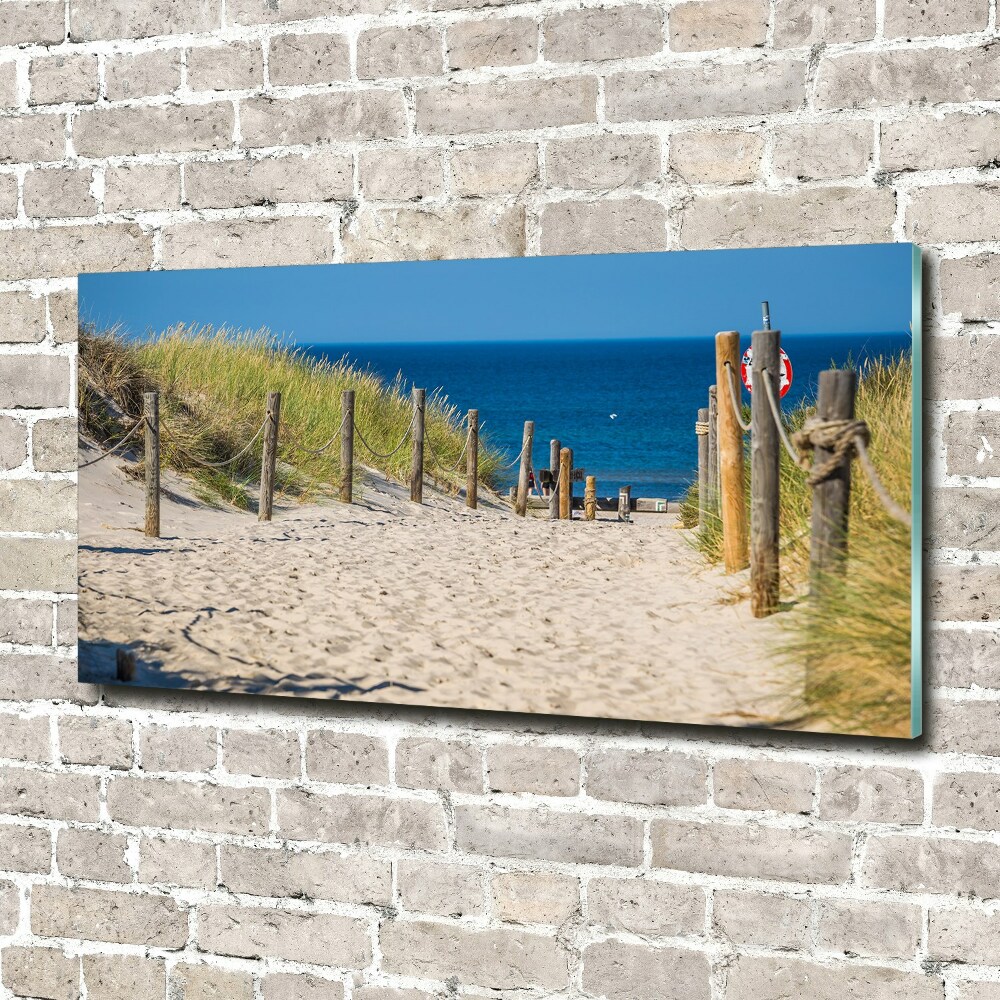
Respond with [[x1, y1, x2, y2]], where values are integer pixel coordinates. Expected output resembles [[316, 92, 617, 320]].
[[466, 409, 478, 510], [567, 447, 574, 513], [410, 387, 425, 504], [618, 485, 632, 523], [549, 438, 561, 520], [559, 447, 571, 520], [810, 369, 857, 593], [115, 647, 136, 682], [143, 390, 159, 538], [707, 385, 719, 509], [340, 389, 354, 504], [515, 420, 534, 517], [259, 391, 281, 522], [750, 329, 781, 618], [715, 331, 748, 572], [584, 475, 597, 521], [697, 406, 709, 531]]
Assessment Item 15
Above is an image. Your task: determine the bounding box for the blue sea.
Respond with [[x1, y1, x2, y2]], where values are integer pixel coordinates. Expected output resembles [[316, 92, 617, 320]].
[[304, 334, 910, 501]]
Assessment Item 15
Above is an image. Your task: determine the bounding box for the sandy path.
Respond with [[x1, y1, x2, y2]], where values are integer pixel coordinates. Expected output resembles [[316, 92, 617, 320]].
[[79, 449, 801, 728]]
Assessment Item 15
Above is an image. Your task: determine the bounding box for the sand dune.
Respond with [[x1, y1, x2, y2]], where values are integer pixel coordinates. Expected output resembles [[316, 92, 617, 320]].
[[78, 443, 801, 728]]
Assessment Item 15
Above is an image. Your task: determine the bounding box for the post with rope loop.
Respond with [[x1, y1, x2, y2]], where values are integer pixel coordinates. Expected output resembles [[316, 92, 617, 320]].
[[466, 409, 479, 510], [810, 369, 856, 594], [410, 387, 425, 504], [559, 447, 571, 520], [340, 390, 355, 504], [259, 391, 281, 522], [696, 407, 709, 531], [750, 328, 781, 618], [715, 331, 748, 572], [707, 385, 719, 512], [143, 391, 160, 538], [549, 438, 561, 520], [515, 420, 534, 517]]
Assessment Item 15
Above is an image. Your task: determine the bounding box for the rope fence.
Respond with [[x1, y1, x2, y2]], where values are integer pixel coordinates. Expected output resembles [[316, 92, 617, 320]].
[[78, 416, 148, 469]]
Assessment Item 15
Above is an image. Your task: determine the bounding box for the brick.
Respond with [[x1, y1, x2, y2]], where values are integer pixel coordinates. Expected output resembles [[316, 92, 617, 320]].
[[381, 920, 568, 990], [161, 216, 332, 269], [587, 749, 707, 806], [0, 711, 51, 761], [223, 728, 298, 779], [47, 290, 75, 345], [934, 772, 1000, 831], [104, 163, 181, 213], [170, 964, 255, 1000], [0, 653, 89, 703], [198, 904, 371, 967], [69, 0, 222, 40], [74, 104, 234, 157], [670, 0, 766, 51], [929, 332, 1000, 401], [930, 566, 1000, 622], [817, 45, 1000, 111], [268, 32, 350, 86], [358, 25, 443, 78], [32, 885, 188, 947], [398, 858, 484, 917], [447, 18, 536, 69], [262, 974, 344, 1000], [547, 133, 660, 190], [589, 877, 705, 937], [0, 61, 16, 109], [882, 113, 1000, 172], [929, 628, 1000, 688], [0, 114, 66, 164], [416, 77, 597, 134], [343, 204, 524, 262], [933, 699, 1000, 756], [0, 417, 29, 470], [0, 225, 153, 282], [726, 955, 943, 1000], [59, 715, 132, 768], [0, 538, 76, 592], [540, 198, 666, 255], [359, 148, 444, 201], [107, 776, 271, 836], [862, 833, 1000, 898], [885, 0, 988, 38], [652, 820, 852, 884], [0, 880, 19, 935], [492, 871, 578, 925], [817, 897, 921, 960], [229, 0, 390, 23], [220, 843, 391, 904], [104, 49, 181, 100], [83, 954, 166, 1000], [187, 42, 262, 91], [910, 184, 1000, 248], [24, 168, 97, 220], [713, 759, 815, 814], [955, 985, 1000, 1000], [943, 409, 1000, 477], [0, 291, 47, 344], [455, 803, 643, 865], [54, 602, 75, 646], [0, 2, 64, 46], [929, 906, 1000, 964], [544, 7, 663, 62], [57, 828, 131, 884], [451, 143, 537, 196], [278, 789, 447, 849], [772, 121, 873, 181], [487, 744, 579, 796], [0, 769, 98, 822], [0, 172, 16, 217], [819, 765, 923, 823], [353, 989, 432, 1000], [142, 724, 216, 773], [943, 254, 1000, 322], [305, 732, 390, 787], [395, 737, 483, 792], [29, 54, 98, 106], [679, 187, 895, 250], [931, 488, 1000, 549], [138, 836, 217, 889], [0, 824, 51, 873], [606, 61, 806, 122], [774, 0, 875, 45], [1, 946, 79, 1000], [582, 940, 710, 1000], [713, 890, 810, 949]]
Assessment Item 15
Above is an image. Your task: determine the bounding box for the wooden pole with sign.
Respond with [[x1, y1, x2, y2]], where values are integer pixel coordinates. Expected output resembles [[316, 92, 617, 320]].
[[750, 329, 781, 617]]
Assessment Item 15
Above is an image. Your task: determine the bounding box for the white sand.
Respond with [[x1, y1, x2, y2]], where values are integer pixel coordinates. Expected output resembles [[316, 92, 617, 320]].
[[79, 443, 802, 728]]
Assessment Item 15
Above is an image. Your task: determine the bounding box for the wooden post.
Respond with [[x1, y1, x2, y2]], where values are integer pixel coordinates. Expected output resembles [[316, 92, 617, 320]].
[[810, 369, 857, 593], [697, 406, 709, 531], [549, 438, 561, 520], [618, 485, 632, 523], [558, 447, 571, 520], [567, 447, 574, 515], [143, 390, 159, 538], [715, 331, 748, 572], [115, 647, 136, 682], [515, 419, 534, 517], [340, 389, 354, 504], [466, 409, 478, 510], [750, 329, 781, 618], [410, 387, 425, 504], [584, 475, 597, 521], [707, 385, 719, 510], [259, 391, 280, 522]]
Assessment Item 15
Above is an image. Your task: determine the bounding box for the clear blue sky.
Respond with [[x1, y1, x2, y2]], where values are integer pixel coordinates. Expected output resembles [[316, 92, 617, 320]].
[[79, 244, 916, 344]]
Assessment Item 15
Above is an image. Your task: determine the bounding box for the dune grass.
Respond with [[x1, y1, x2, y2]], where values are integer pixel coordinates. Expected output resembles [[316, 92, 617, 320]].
[[683, 354, 913, 737], [79, 325, 502, 509]]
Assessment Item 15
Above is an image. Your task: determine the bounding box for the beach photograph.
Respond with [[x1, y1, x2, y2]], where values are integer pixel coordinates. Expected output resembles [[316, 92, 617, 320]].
[[78, 245, 921, 737]]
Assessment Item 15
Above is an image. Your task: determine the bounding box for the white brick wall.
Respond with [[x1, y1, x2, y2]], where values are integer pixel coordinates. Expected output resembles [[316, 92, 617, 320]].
[[0, 0, 998, 996]]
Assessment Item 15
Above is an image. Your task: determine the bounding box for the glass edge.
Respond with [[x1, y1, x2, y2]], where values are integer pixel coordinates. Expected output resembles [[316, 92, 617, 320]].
[[910, 243, 923, 740]]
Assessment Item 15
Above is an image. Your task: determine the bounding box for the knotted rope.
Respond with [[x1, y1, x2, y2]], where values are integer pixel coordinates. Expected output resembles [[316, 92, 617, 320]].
[[791, 416, 870, 486]]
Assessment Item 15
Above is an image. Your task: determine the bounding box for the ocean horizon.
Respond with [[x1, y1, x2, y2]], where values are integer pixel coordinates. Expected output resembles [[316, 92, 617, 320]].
[[304, 333, 911, 501]]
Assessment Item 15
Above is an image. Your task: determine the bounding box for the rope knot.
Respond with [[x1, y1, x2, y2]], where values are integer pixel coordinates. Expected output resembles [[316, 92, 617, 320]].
[[791, 417, 870, 486]]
